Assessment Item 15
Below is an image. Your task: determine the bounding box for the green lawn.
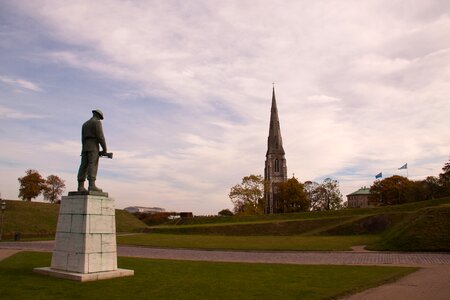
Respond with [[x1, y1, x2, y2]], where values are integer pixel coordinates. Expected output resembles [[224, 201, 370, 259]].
[[368, 205, 450, 252], [0, 252, 416, 300], [118, 233, 379, 251]]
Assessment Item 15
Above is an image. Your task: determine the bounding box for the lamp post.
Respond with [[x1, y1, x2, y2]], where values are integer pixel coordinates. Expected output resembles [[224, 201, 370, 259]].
[[0, 198, 6, 241]]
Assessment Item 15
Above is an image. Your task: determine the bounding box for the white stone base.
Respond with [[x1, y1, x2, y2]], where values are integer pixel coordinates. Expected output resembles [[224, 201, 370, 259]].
[[34, 192, 134, 281], [34, 267, 134, 282]]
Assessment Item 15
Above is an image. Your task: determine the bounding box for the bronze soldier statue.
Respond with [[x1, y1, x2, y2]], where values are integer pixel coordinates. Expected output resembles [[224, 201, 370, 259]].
[[77, 109, 108, 192]]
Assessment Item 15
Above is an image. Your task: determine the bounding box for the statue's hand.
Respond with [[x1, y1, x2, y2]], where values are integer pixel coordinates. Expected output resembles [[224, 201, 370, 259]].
[[100, 150, 106, 156]]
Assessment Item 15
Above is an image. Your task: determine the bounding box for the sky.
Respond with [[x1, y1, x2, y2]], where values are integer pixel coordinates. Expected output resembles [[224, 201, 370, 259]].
[[0, 1, 449, 215]]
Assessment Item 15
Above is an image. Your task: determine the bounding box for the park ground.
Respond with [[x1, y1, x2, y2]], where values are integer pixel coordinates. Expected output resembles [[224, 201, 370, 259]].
[[0, 197, 449, 298], [0, 242, 449, 299]]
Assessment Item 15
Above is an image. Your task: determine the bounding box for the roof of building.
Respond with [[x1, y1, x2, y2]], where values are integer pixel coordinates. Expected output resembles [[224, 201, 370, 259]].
[[347, 187, 371, 196]]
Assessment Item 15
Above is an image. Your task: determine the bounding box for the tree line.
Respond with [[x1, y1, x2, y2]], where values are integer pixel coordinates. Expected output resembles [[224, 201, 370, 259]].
[[17, 169, 66, 203], [227, 157, 450, 216], [370, 157, 450, 205], [228, 175, 343, 215]]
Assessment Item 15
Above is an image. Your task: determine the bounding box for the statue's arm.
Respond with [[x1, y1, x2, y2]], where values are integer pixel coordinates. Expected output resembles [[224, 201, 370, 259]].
[[96, 121, 107, 153]]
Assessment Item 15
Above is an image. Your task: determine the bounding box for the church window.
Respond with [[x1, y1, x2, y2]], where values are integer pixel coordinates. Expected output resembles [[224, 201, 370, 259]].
[[275, 159, 280, 172]]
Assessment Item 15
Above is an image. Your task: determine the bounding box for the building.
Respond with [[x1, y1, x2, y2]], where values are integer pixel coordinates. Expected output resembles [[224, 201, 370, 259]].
[[123, 206, 165, 214], [346, 187, 374, 208], [264, 87, 288, 214]]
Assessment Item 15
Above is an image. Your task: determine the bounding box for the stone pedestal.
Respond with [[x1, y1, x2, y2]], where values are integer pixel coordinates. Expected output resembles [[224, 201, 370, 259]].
[[34, 191, 133, 282]]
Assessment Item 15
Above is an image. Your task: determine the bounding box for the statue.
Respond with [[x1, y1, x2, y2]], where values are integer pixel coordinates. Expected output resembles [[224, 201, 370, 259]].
[[77, 109, 113, 192]]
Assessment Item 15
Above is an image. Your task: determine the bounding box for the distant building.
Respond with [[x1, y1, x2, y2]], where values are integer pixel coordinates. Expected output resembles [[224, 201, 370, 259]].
[[123, 206, 165, 214], [346, 187, 374, 208], [179, 212, 193, 218], [264, 87, 288, 214]]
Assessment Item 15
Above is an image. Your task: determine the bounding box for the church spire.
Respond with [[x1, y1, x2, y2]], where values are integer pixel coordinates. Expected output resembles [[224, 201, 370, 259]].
[[267, 86, 285, 155], [264, 86, 287, 214]]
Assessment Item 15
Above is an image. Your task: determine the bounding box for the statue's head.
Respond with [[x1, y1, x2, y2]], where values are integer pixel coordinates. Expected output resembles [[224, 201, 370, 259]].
[[92, 109, 104, 120]]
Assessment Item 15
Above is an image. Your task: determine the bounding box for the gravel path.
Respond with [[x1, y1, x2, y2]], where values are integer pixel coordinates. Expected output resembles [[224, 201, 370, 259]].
[[1, 241, 449, 266]]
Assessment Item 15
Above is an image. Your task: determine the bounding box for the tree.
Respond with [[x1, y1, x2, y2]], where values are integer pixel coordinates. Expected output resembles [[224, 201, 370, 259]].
[[440, 157, 450, 182], [438, 157, 450, 196], [229, 174, 265, 215], [218, 209, 234, 216], [304, 181, 321, 211], [278, 177, 309, 212], [42, 175, 66, 203], [369, 175, 413, 205], [420, 176, 440, 200], [312, 178, 343, 211], [18, 169, 46, 201]]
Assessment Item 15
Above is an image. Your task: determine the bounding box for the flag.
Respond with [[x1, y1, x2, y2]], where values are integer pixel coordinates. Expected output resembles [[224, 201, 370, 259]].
[[398, 163, 408, 170], [375, 172, 382, 179]]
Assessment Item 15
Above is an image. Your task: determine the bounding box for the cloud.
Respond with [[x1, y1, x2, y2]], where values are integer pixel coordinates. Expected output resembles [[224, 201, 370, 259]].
[[0, 1, 449, 213], [0, 105, 44, 119], [0, 75, 42, 92]]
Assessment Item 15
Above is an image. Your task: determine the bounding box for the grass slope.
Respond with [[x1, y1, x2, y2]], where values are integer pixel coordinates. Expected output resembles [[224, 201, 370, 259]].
[[168, 197, 450, 226], [118, 233, 379, 251], [0, 200, 147, 239], [0, 252, 417, 300], [150, 216, 356, 236], [136, 198, 450, 252], [368, 205, 450, 251]]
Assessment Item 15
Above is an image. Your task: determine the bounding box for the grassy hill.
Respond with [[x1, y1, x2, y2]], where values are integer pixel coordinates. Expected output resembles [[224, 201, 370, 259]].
[[145, 197, 450, 251], [0, 200, 148, 239], [368, 205, 450, 251], [165, 197, 450, 226], [2, 198, 449, 251]]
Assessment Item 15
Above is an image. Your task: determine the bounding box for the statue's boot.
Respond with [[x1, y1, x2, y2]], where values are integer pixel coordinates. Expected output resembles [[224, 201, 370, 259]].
[[88, 180, 103, 192], [78, 181, 87, 192]]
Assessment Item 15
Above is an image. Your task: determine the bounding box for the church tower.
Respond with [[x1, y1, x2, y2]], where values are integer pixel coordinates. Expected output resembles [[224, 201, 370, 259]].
[[264, 87, 287, 214]]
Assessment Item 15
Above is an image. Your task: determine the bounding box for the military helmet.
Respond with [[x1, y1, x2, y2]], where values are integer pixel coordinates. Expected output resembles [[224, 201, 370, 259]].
[[92, 109, 104, 120]]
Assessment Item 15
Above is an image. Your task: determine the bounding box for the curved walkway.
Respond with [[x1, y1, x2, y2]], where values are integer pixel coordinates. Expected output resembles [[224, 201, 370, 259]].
[[1, 241, 449, 266]]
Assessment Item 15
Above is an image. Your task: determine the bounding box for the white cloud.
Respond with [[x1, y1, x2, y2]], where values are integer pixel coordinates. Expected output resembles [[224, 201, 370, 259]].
[[0, 0, 449, 213], [0, 105, 44, 119], [0, 75, 42, 92]]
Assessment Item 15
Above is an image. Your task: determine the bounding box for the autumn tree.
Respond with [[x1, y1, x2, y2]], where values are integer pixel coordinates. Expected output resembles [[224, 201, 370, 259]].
[[421, 176, 440, 200], [312, 178, 343, 211], [18, 169, 46, 201], [278, 177, 309, 212], [369, 175, 413, 205], [229, 174, 265, 215], [42, 175, 66, 203]]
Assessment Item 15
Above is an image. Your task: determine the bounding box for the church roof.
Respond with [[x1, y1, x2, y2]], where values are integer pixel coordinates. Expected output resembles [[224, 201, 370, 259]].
[[266, 87, 285, 155]]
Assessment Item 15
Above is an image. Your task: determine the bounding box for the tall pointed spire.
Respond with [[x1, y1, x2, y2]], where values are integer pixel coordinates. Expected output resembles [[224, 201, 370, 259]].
[[267, 86, 285, 155], [264, 86, 287, 214]]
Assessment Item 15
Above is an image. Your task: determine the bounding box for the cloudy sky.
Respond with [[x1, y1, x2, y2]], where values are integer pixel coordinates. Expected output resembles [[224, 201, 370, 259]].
[[0, 1, 449, 214]]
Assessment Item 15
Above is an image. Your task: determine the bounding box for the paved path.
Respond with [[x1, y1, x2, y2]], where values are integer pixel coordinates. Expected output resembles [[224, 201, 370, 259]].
[[0, 249, 20, 261], [0, 241, 449, 266], [342, 265, 450, 300]]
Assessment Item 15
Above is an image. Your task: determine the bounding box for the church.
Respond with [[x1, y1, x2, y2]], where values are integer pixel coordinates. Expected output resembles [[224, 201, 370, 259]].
[[264, 87, 288, 214]]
